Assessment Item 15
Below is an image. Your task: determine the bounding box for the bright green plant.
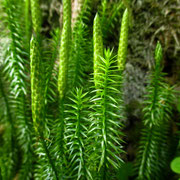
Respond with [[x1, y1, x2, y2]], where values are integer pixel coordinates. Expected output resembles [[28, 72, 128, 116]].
[[4, 0, 27, 96], [58, 0, 71, 99], [1, 0, 33, 179], [0, 69, 17, 180], [65, 88, 92, 179], [30, 0, 41, 35], [117, 8, 129, 71], [93, 13, 104, 88], [135, 42, 175, 180], [89, 49, 124, 179], [30, 35, 59, 180], [171, 157, 180, 174], [30, 35, 43, 133], [69, 21, 87, 88], [0, 1, 177, 180]]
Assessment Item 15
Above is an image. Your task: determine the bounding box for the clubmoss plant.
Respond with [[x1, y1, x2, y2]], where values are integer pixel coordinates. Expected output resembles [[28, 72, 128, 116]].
[[0, 1, 177, 179], [0, 70, 17, 180], [4, 0, 27, 97], [2, 0, 33, 179], [30, 35, 59, 179], [69, 21, 87, 88], [135, 42, 175, 180], [65, 88, 92, 179], [90, 49, 124, 179]]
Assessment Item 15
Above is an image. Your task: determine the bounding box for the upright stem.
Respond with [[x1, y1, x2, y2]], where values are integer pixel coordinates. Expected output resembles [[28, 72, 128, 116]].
[[58, 0, 72, 99]]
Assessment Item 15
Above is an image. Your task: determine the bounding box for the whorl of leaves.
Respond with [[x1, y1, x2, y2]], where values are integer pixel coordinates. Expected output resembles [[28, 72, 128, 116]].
[[144, 42, 164, 127], [3, 0, 28, 97], [65, 88, 92, 179], [69, 21, 87, 88], [0, 70, 17, 180], [90, 49, 124, 179], [33, 137, 59, 180], [135, 42, 175, 180], [30, 35, 59, 180], [2, 1, 33, 179]]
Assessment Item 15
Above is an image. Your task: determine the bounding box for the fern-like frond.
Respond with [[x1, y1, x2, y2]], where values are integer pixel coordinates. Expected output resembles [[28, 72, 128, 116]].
[[64, 88, 92, 179], [135, 42, 175, 180], [143, 42, 165, 127], [41, 29, 60, 140], [89, 49, 124, 179], [0, 69, 17, 180], [3, 1, 33, 178], [15, 94, 33, 180], [72, 0, 94, 86], [30, 35, 59, 179], [39, 30, 63, 178], [49, 0, 72, 176], [44, 29, 60, 104], [33, 137, 59, 180], [68, 21, 88, 88], [3, 0, 28, 97]]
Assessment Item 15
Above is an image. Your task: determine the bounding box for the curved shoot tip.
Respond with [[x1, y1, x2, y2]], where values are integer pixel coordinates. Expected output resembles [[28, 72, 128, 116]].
[[94, 13, 100, 23]]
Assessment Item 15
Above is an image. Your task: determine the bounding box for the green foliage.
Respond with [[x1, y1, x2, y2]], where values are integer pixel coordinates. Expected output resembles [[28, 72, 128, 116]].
[[4, 0, 28, 97], [30, 35, 59, 180], [135, 42, 175, 180], [0, 70, 17, 180], [0, 1, 177, 180], [33, 137, 59, 180], [44, 29, 60, 104], [2, 1, 33, 179], [78, 0, 93, 24], [171, 157, 180, 174], [69, 21, 87, 88], [65, 88, 92, 179], [90, 49, 124, 179], [98, 0, 125, 42]]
